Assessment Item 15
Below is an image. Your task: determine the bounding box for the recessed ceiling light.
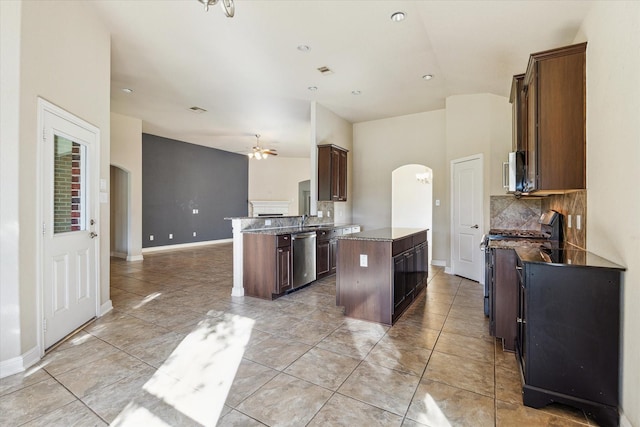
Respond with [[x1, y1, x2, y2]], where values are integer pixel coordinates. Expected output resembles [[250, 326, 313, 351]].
[[121, 88, 133, 94], [422, 74, 434, 81], [297, 45, 310, 52], [390, 11, 406, 22], [308, 86, 318, 91], [351, 90, 361, 95]]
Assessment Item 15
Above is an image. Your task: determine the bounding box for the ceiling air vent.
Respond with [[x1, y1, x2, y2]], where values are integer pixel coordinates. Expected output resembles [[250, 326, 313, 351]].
[[188, 106, 207, 113], [317, 66, 334, 75]]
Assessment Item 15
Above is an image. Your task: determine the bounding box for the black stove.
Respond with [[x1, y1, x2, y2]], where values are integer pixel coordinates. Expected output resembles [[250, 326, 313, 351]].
[[481, 210, 564, 316]]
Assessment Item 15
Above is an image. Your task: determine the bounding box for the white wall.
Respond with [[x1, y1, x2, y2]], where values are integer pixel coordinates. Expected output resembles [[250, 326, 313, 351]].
[[574, 2, 640, 425], [445, 94, 513, 235], [313, 103, 354, 224], [0, 0, 111, 372], [248, 157, 310, 216], [0, 0, 23, 370], [353, 110, 447, 261], [110, 113, 143, 260]]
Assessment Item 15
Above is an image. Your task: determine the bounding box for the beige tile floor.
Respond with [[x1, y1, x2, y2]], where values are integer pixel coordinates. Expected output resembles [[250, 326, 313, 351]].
[[0, 243, 598, 426]]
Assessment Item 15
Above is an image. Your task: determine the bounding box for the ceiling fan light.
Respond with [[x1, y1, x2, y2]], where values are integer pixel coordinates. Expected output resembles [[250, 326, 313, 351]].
[[255, 152, 262, 160], [247, 152, 254, 159], [263, 152, 269, 159]]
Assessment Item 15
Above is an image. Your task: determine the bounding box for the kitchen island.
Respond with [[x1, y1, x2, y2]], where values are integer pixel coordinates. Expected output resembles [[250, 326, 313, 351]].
[[336, 228, 428, 325]]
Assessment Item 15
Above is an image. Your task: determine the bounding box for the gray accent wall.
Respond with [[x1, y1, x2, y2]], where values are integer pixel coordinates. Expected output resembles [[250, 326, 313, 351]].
[[142, 133, 248, 248]]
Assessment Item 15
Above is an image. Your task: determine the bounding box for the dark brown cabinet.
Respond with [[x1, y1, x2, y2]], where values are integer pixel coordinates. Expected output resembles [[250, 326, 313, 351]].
[[276, 241, 292, 294], [243, 233, 292, 299], [509, 74, 527, 152], [489, 248, 519, 351], [337, 228, 428, 325], [523, 42, 586, 193], [318, 144, 348, 201]]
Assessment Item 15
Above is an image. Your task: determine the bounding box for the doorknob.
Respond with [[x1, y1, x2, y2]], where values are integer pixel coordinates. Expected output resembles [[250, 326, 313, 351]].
[[90, 232, 98, 239], [471, 224, 479, 229]]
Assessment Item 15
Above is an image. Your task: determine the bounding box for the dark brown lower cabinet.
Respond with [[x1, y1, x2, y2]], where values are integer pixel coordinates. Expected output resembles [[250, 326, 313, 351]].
[[492, 248, 519, 351], [243, 233, 292, 299], [316, 239, 330, 277]]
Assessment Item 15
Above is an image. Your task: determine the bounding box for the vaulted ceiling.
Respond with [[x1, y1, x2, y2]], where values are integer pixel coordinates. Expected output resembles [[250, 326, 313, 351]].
[[92, 0, 592, 157]]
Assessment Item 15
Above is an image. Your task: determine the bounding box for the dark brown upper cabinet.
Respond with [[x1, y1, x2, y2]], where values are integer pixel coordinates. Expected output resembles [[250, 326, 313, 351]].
[[510, 74, 527, 152], [523, 42, 586, 193], [318, 144, 348, 201]]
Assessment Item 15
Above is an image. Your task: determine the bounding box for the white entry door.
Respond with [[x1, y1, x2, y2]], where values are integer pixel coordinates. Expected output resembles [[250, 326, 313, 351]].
[[451, 155, 483, 282], [41, 100, 100, 349]]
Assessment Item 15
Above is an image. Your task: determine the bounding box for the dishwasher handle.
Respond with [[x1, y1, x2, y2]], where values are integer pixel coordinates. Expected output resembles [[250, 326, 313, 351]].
[[292, 232, 317, 240]]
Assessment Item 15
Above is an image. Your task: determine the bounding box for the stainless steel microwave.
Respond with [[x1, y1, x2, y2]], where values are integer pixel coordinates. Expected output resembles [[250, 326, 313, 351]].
[[503, 151, 525, 193]]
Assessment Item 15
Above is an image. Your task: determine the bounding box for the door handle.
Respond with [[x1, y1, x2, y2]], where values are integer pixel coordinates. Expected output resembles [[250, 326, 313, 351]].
[[471, 224, 479, 229], [90, 232, 98, 239]]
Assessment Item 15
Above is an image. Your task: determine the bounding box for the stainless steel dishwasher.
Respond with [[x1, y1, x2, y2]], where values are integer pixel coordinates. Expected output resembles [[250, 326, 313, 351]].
[[292, 232, 317, 288]]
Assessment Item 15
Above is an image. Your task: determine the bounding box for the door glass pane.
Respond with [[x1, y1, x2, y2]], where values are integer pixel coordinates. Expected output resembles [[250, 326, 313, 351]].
[[54, 135, 86, 233]]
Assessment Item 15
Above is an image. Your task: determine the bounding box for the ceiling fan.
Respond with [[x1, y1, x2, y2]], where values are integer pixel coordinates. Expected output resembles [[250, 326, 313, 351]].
[[247, 134, 277, 159]]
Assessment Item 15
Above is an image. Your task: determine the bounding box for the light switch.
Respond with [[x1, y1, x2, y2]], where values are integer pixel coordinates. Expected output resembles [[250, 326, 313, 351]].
[[100, 178, 107, 192], [327, 211, 331, 218], [360, 254, 368, 267], [149, 235, 154, 241], [576, 215, 582, 230], [318, 211, 323, 218], [435, 199, 441, 207], [567, 214, 572, 228]]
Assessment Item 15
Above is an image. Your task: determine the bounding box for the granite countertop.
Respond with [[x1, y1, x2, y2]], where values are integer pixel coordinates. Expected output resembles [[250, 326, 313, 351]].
[[242, 224, 359, 236], [514, 246, 625, 270], [338, 227, 428, 242]]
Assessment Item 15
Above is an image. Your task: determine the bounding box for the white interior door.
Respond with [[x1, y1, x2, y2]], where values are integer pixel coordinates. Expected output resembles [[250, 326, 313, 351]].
[[41, 100, 99, 349], [451, 155, 483, 281]]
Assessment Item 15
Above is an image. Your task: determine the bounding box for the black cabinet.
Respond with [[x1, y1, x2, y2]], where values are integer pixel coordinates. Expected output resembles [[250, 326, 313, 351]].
[[318, 144, 348, 201], [392, 238, 428, 322], [515, 249, 623, 427]]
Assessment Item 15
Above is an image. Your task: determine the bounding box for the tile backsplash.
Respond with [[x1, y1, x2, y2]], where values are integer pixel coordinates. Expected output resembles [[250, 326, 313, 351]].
[[490, 190, 587, 249], [542, 190, 586, 249], [490, 196, 543, 232]]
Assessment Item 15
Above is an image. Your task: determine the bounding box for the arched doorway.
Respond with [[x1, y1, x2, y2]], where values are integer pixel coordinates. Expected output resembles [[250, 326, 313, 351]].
[[392, 164, 433, 263], [110, 165, 130, 259]]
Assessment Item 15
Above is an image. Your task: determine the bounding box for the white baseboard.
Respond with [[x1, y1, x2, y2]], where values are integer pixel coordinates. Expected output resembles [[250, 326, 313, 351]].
[[126, 254, 144, 262], [431, 259, 447, 267], [142, 238, 233, 254], [619, 410, 632, 427], [444, 266, 453, 275], [0, 345, 41, 379], [100, 300, 113, 316], [110, 251, 127, 259]]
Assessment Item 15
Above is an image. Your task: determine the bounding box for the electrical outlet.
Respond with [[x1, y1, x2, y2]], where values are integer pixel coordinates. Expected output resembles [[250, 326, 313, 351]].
[[169, 233, 173, 239], [327, 211, 331, 218], [193, 232, 197, 237], [360, 254, 368, 267], [567, 214, 572, 228], [576, 215, 582, 230], [318, 211, 323, 218], [435, 199, 441, 207], [265, 219, 272, 226], [149, 235, 154, 241]]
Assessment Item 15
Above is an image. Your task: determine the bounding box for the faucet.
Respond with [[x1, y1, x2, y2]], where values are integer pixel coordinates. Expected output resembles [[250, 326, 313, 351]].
[[301, 214, 308, 228]]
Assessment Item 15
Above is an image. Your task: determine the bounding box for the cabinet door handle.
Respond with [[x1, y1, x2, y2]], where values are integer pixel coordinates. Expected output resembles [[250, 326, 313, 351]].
[[503, 161, 509, 188], [515, 266, 523, 271], [517, 317, 526, 324]]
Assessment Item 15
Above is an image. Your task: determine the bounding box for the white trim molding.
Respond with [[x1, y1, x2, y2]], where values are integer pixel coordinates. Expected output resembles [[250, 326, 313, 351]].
[[100, 300, 113, 317], [431, 259, 447, 267], [142, 238, 232, 254], [619, 411, 632, 427], [0, 346, 41, 379], [126, 254, 144, 262]]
